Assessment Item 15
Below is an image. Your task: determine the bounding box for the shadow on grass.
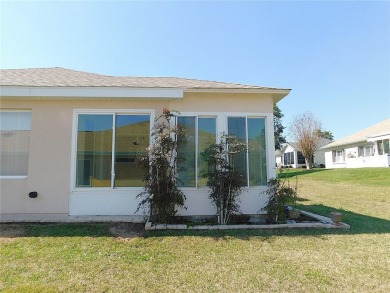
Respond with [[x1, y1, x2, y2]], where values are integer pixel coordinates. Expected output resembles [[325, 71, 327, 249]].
[[1, 205, 388, 240], [295, 204, 390, 234]]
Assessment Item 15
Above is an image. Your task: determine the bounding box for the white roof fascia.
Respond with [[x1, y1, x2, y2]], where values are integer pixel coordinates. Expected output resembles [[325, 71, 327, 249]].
[[184, 88, 290, 94], [323, 135, 390, 150], [322, 139, 368, 150], [0, 86, 183, 99], [367, 134, 390, 142]]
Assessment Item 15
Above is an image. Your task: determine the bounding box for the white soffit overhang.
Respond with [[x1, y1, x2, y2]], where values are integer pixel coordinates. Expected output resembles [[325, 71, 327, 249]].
[[185, 88, 291, 103], [0, 86, 184, 99], [0, 86, 291, 103]]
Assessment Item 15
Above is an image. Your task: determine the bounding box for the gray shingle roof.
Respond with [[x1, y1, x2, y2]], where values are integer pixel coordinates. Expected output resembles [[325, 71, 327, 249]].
[[0, 67, 289, 90], [322, 119, 390, 149]]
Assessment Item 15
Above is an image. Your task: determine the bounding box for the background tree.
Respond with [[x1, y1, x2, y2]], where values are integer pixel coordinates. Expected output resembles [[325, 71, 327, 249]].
[[315, 129, 334, 140], [274, 104, 286, 150], [289, 112, 322, 170]]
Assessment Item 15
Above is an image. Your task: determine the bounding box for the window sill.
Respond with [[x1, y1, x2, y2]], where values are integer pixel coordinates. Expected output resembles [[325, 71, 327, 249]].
[[0, 176, 28, 179], [72, 187, 145, 192], [178, 186, 268, 190]]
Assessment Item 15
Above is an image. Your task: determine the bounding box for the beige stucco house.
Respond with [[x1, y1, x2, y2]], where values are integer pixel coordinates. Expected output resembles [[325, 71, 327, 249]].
[[0, 67, 290, 221], [322, 119, 390, 168]]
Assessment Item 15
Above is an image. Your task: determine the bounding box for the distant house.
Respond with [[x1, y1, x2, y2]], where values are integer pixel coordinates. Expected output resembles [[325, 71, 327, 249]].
[[322, 119, 390, 168], [0, 67, 291, 222], [276, 138, 333, 168], [275, 149, 283, 167]]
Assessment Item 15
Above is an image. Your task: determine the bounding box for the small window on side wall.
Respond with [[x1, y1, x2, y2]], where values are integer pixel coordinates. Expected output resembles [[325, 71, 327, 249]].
[[0, 111, 32, 177], [333, 150, 344, 163]]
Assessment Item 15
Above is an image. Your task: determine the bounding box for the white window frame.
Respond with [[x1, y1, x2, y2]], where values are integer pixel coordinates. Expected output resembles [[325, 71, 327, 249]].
[[176, 112, 219, 189], [0, 109, 32, 179], [70, 109, 155, 191], [358, 145, 374, 157], [333, 149, 345, 163], [177, 112, 272, 189], [364, 145, 373, 156], [283, 151, 295, 166]]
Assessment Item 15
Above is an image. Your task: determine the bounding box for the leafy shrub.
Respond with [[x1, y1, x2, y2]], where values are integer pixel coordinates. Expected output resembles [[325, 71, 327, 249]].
[[201, 135, 247, 224], [262, 170, 298, 223], [136, 109, 186, 223]]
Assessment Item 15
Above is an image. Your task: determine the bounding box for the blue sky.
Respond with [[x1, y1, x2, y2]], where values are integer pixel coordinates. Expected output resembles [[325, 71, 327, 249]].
[[1, 0, 389, 140]]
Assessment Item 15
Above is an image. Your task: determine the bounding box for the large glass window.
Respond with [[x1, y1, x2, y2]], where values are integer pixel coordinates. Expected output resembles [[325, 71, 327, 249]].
[[198, 118, 217, 187], [115, 115, 150, 187], [283, 152, 294, 165], [228, 117, 267, 186], [76, 113, 150, 188], [385, 140, 390, 154], [378, 139, 389, 155], [228, 117, 248, 186], [358, 145, 373, 157], [177, 116, 196, 187], [0, 111, 32, 177], [177, 116, 217, 187], [77, 114, 113, 187], [178, 115, 267, 187], [297, 151, 306, 164], [247, 118, 267, 186], [333, 150, 344, 162]]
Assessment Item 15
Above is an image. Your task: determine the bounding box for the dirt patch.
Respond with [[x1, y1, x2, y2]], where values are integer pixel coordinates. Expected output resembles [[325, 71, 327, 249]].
[[109, 223, 145, 241], [0, 224, 26, 243]]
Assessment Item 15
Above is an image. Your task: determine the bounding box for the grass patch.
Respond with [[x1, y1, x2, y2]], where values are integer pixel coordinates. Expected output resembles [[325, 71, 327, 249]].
[[1, 168, 389, 292]]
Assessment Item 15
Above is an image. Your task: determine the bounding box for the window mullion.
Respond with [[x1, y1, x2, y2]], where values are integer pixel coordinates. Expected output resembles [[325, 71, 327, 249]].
[[195, 116, 199, 188], [111, 114, 116, 189], [246, 117, 249, 187]]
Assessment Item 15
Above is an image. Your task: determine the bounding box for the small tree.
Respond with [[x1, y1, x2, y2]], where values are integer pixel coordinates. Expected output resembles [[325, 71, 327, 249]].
[[136, 108, 186, 223], [289, 112, 322, 170], [201, 135, 247, 224]]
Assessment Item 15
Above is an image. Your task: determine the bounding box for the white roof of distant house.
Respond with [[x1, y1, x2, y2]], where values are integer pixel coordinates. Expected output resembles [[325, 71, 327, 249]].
[[0, 67, 289, 91], [282, 138, 333, 152], [322, 119, 390, 149]]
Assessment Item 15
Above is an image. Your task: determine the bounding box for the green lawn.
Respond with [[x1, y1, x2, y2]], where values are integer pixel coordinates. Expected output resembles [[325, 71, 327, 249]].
[[1, 168, 390, 292]]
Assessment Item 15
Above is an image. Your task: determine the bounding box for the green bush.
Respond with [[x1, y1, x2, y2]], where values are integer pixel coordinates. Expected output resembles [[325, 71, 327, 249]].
[[201, 135, 247, 224], [262, 170, 298, 223], [137, 109, 186, 223]]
